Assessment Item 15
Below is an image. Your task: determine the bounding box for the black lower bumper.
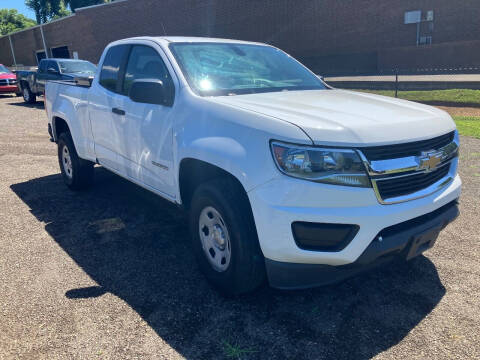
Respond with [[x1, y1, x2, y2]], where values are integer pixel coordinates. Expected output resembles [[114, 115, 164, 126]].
[[266, 200, 459, 290]]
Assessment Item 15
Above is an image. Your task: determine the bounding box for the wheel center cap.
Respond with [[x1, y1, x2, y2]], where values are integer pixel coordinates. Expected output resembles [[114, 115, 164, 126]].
[[212, 224, 225, 249]]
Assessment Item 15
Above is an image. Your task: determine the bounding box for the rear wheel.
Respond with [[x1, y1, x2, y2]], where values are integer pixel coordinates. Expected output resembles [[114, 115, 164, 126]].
[[57, 132, 94, 190], [22, 85, 36, 104], [189, 178, 266, 295]]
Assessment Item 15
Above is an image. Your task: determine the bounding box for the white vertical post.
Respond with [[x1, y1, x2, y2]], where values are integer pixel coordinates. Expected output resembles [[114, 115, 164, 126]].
[[416, 22, 420, 46], [8, 35, 17, 68], [40, 25, 49, 58]]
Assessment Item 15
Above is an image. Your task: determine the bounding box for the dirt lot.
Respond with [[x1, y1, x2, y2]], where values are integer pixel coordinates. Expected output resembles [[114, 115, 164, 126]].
[[438, 106, 480, 117], [0, 94, 479, 360]]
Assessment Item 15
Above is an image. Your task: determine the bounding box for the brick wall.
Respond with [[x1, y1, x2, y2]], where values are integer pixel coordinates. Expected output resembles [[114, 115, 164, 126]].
[[1, 0, 479, 73], [0, 36, 14, 66], [378, 40, 480, 70]]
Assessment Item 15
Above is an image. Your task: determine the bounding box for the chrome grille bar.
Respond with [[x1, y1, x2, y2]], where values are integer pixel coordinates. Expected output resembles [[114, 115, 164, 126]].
[[357, 131, 459, 204]]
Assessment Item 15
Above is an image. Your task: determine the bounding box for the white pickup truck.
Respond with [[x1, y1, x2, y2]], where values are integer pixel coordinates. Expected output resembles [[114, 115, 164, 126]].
[[45, 37, 461, 294]]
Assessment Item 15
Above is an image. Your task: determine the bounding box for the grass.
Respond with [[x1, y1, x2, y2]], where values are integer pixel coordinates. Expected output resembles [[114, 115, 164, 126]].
[[222, 341, 258, 359], [355, 89, 480, 106], [453, 116, 480, 139]]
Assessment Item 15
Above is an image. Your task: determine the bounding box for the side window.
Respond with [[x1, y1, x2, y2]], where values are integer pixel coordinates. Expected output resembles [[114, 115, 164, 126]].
[[38, 60, 47, 73], [48, 61, 59, 73], [99, 45, 129, 93], [122, 45, 172, 96]]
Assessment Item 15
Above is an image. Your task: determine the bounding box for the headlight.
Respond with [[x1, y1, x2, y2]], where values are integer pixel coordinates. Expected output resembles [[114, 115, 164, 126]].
[[271, 141, 371, 187]]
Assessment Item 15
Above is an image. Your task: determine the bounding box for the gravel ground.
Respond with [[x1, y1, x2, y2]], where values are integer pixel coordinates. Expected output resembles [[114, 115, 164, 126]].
[[438, 106, 480, 117], [0, 94, 479, 360]]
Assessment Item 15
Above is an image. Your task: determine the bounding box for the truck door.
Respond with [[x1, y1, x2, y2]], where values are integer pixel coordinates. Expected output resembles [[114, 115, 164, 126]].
[[115, 44, 176, 198], [41, 60, 60, 93], [88, 44, 130, 171], [35, 60, 48, 94]]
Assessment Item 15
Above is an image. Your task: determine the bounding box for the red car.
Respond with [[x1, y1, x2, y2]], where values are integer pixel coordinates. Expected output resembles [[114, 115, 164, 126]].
[[0, 64, 20, 96]]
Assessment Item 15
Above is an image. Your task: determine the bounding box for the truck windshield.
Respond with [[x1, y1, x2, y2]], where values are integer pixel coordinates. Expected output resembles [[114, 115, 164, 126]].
[[0, 65, 12, 74], [169, 42, 325, 96], [58, 61, 96, 75]]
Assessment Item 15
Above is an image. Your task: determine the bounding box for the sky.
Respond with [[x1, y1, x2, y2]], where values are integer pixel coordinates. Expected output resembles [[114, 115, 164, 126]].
[[2, 0, 37, 19]]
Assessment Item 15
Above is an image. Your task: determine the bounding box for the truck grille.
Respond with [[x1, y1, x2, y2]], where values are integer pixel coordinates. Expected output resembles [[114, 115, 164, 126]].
[[360, 131, 455, 160], [0, 79, 7, 86], [374, 162, 451, 200], [358, 131, 458, 204]]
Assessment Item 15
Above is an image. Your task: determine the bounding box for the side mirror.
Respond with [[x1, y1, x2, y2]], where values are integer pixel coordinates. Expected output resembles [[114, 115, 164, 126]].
[[47, 67, 59, 74], [129, 79, 170, 106], [317, 75, 324, 81]]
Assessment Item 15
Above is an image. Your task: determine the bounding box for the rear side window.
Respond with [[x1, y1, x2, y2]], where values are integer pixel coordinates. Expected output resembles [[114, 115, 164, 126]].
[[47, 61, 59, 72], [99, 45, 129, 93], [38, 60, 47, 73]]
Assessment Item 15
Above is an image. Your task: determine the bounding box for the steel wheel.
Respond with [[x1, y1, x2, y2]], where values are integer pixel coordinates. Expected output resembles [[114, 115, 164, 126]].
[[198, 206, 231, 272], [61, 144, 73, 179]]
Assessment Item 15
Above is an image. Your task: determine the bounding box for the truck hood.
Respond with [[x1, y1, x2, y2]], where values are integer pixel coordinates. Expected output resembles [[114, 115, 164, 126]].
[[0, 73, 15, 80], [210, 89, 456, 146]]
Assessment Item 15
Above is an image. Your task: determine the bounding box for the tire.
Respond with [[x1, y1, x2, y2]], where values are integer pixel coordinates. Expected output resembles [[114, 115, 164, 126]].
[[189, 177, 266, 295], [57, 132, 94, 190], [22, 85, 36, 104]]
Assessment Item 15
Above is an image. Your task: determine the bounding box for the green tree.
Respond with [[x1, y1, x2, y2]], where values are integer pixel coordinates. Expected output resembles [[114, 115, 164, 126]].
[[0, 9, 36, 35], [25, 0, 71, 24], [25, 0, 48, 24], [51, 1, 71, 19]]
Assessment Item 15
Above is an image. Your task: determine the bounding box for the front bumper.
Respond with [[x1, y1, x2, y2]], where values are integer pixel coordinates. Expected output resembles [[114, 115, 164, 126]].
[[265, 199, 459, 289], [0, 85, 19, 93], [248, 172, 461, 266]]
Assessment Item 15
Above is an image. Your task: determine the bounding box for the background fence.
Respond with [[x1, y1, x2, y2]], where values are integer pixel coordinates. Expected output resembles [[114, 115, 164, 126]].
[[323, 67, 480, 94]]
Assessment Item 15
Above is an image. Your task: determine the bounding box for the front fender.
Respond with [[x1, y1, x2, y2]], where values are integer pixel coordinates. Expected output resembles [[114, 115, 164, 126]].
[[174, 96, 312, 195], [179, 136, 254, 191]]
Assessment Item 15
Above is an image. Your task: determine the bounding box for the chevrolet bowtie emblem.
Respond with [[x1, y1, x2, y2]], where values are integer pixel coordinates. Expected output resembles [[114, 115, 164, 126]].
[[419, 151, 442, 172]]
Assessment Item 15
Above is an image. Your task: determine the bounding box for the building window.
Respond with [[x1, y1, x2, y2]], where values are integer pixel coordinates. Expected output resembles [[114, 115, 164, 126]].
[[425, 10, 434, 21], [51, 46, 70, 58], [419, 36, 432, 45], [404, 10, 421, 24], [36, 51, 46, 64], [404, 10, 434, 46]]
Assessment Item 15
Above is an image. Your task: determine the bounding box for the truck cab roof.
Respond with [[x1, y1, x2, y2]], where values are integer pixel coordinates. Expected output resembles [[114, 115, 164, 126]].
[[112, 36, 266, 47], [40, 58, 91, 63]]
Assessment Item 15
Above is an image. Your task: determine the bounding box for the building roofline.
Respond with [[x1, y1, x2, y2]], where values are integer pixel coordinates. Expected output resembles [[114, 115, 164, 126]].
[[0, 14, 76, 39], [0, 0, 129, 40], [75, 0, 129, 12]]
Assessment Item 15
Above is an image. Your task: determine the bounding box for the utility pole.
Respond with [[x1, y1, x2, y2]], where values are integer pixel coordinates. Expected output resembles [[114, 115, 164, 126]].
[[8, 35, 17, 69], [395, 69, 399, 98], [40, 24, 49, 58]]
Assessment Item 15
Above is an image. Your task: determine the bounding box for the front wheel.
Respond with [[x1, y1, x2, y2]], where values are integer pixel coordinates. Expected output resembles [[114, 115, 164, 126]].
[[57, 132, 94, 190], [189, 178, 266, 295], [22, 85, 36, 104]]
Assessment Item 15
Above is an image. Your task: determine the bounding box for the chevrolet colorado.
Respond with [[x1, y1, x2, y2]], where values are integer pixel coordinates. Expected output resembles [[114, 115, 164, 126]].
[[18, 58, 96, 103], [45, 37, 461, 294]]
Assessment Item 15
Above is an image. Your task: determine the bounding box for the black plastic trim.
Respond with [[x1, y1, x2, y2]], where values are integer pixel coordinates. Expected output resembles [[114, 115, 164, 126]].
[[359, 131, 455, 161], [47, 123, 54, 142], [266, 199, 459, 289], [291, 222, 359, 252]]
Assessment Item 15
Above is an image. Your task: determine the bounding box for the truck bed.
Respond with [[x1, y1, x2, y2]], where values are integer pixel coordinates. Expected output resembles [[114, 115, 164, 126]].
[[45, 79, 95, 162]]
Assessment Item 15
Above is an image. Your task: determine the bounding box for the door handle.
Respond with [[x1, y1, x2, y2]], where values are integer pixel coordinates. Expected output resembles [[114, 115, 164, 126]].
[[112, 107, 125, 116]]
